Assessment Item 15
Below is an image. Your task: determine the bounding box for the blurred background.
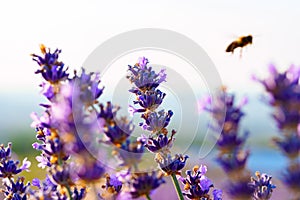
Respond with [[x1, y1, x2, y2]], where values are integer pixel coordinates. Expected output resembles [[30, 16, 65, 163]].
[[1, 0, 300, 199]]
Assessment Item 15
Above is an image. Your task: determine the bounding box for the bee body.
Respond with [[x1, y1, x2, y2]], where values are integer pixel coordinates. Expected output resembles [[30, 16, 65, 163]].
[[226, 35, 253, 54]]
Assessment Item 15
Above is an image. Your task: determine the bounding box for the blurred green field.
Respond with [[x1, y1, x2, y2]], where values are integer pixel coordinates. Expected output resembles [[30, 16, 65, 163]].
[[2, 130, 46, 181]]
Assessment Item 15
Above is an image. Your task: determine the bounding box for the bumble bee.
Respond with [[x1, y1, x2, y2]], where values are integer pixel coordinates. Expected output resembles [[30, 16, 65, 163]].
[[226, 35, 253, 56]]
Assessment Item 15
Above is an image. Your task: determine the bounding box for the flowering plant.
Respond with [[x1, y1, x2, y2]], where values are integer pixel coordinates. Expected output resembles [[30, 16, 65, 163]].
[[2, 45, 293, 200]]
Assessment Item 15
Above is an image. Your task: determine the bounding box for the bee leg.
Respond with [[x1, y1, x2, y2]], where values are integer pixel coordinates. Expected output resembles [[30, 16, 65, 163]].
[[240, 48, 243, 58]]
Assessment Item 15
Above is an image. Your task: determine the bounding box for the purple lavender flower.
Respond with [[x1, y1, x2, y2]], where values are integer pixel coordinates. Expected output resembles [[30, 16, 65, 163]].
[[127, 57, 166, 93], [138, 57, 149, 68], [282, 163, 300, 193], [199, 90, 249, 153], [127, 57, 190, 200], [213, 189, 223, 200], [102, 117, 134, 147], [255, 64, 299, 197], [227, 179, 255, 199], [72, 187, 86, 200], [33, 129, 68, 169], [31, 176, 78, 200], [30, 175, 60, 199], [0, 143, 31, 199], [31, 44, 69, 84], [31, 46, 107, 200], [75, 159, 105, 182], [144, 131, 176, 153], [200, 88, 255, 199], [131, 89, 166, 112], [140, 110, 173, 134], [98, 102, 135, 147], [99, 174, 123, 199], [73, 68, 104, 106], [255, 64, 300, 130], [0, 143, 12, 161], [157, 154, 189, 175], [199, 90, 246, 128], [116, 139, 144, 169], [216, 150, 250, 174], [39, 82, 55, 100], [0, 143, 31, 178], [216, 131, 249, 154], [273, 133, 300, 159], [2, 176, 30, 200], [248, 171, 276, 200], [49, 164, 73, 187], [104, 174, 123, 193], [180, 165, 222, 199], [129, 171, 165, 199]]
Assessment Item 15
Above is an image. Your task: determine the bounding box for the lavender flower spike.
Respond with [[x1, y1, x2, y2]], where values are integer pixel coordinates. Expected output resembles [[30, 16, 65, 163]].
[[180, 165, 223, 199], [248, 171, 276, 200]]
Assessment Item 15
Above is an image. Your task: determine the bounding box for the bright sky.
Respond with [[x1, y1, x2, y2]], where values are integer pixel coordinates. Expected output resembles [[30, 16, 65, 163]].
[[1, 0, 300, 137], [1, 0, 300, 94]]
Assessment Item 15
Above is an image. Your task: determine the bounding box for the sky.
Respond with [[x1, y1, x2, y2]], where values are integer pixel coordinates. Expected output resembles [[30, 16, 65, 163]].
[[1, 0, 300, 93], [0, 0, 300, 139]]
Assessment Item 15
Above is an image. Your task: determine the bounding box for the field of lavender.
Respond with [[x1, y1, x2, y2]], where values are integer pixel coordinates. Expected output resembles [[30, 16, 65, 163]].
[[0, 42, 299, 200]]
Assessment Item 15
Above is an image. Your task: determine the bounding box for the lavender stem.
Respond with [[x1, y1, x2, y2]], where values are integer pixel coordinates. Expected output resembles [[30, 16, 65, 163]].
[[146, 194, 152, 200], [171, 173, 184, 200], [66, 185, 74, 200]]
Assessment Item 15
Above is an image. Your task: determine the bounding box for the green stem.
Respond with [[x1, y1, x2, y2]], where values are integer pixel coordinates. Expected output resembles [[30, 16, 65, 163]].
[[146, 194, 152, 200], [171, 174, 184, 200], [65, 185, 74, 200]]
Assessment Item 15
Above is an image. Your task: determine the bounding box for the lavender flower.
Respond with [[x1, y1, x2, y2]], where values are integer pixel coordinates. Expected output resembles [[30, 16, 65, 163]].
[[132, 89, 166, 112], [180, 165, 222, 200], [104, 174, 123, 193], [116, 139, 144, 169], [30, 45, 108, 200], [0, 143, 31, 200], [227, 179, 255, 199], [30, 175, 58, 199], [282, 162, 300, 194], [127, 58, 188, 167], [273, 133, 300, 159], [129, 171, 165, 199], [26, 46, 259, 199], [31, 175, 86, 200], [72, 187, 86, 200], [213, 189, 223, 200], [248, 171, 276, 200], [255, 64, 299, 197], [2, 177, 30, 200], [127, 57, 188, 200], [157, 154, 189, 175], [0, 143, 12, 161], [127, 58, 166, 93], [98, 173, 123, 199], [216, 150, 250, 174], [200, 88, 254, 199], [254, 64, 300, 130], [0, 143, 31, 178], [143, 130, 176, 153], [31, 44, 69, 84], [140, 110, 173, 133]]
